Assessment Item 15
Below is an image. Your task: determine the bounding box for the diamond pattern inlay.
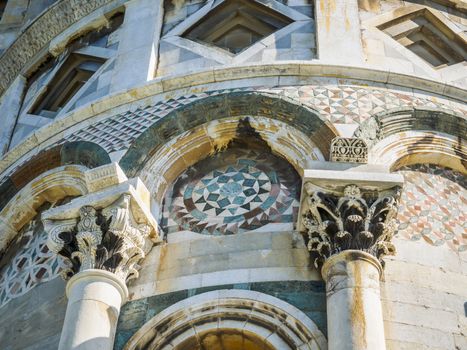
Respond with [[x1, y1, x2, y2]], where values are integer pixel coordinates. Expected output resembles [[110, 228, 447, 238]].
[[396, 164, 466, 252]]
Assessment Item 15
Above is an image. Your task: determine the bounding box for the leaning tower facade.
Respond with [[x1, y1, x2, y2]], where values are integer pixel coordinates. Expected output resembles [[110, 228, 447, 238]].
[[0, 1, 465, 349]]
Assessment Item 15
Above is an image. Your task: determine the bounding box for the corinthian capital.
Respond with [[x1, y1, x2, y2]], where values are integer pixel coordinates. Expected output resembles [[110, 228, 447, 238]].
[[42, 164, 159, 283], [44, 194, 152, 282], [298, 163, 404, 267]]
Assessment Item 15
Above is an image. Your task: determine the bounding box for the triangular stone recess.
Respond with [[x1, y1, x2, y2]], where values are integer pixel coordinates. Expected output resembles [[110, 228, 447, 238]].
[[182, 0, 293, 54], [378, 8, 466, 68]]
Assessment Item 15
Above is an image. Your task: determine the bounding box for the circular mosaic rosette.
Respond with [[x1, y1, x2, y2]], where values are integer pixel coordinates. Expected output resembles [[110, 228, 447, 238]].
[[163, 149, 301, 235]]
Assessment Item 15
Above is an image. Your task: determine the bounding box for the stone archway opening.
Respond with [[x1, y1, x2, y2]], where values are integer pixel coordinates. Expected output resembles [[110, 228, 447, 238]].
[[175, 328, 276, 350], [123, 290, 327, 350]]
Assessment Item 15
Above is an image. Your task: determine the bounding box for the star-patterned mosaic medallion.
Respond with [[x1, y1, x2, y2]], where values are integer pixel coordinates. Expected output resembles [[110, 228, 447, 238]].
[[162, 148, 301, 235]]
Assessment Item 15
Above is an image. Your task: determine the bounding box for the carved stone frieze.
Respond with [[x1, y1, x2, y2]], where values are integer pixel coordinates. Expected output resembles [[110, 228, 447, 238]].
[[301, 183, 402, 267], [330, 137, 368, 163], [44, 194, 152, 283], [0, 0, 115, 96]]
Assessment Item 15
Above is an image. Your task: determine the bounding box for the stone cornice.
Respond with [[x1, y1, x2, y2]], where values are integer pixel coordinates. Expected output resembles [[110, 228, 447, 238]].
[[0, 0, 117, 97], [0, 63, 466, 181], [0, 0, 464, 97]]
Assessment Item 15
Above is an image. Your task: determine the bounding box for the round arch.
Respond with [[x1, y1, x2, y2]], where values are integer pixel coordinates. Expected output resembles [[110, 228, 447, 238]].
[[370, 130, 465, 172], [0, 165, 90, 256], [0, 141, 111, 213], [355, 107, 466, 172], [119, 91, 338, 178], [123, 290, 327, 350]]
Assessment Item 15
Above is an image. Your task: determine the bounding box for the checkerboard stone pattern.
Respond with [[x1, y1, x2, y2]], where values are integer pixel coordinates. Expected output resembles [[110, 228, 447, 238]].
[[264, 85, 466, 124], [2, 84, 464, 186], [162, 147, 301, 235], [396, 164, 466, 252], [62, 85, 465, 154]]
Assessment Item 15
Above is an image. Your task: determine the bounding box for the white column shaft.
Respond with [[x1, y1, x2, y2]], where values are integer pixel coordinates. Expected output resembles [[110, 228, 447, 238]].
[[322, 251, 386, 350], [59, 270, 128, 350]]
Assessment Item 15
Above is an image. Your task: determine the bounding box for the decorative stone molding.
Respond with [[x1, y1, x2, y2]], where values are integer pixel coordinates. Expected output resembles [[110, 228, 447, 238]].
[[298, 162, 404, 267], [0, 0, 116, 97], [45, 194, 151, 282], [123, 290, 328, 350], [302, 183, 401, 266], [330, 137, 368, 163], [354, 116, 381, 148], [42, 163, 159, 283]]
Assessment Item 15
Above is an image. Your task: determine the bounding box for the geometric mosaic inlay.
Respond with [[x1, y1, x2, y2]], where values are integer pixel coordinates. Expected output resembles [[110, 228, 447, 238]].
[[396, 164, 466, 252], [162, 147, 301, 235]]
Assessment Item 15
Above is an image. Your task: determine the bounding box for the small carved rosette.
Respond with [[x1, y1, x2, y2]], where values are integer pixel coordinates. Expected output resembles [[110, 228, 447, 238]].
[[43, 194, 151, 283], [301, 184, 402, 267]]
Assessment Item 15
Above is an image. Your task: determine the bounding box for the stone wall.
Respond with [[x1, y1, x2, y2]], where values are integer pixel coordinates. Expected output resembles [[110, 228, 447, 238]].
[[381, 164, 467, 350], [127, 230, 320, 299], [383, 237, 467, 350], [157, 0, 316, 76], [0, 277, 66, 350], [0, 1, 465, 349], [359, 0, 467, 85]]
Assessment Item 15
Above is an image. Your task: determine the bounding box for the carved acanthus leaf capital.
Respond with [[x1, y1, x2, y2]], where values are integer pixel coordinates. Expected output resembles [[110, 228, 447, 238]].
[[43, 194, 152, 283], [301, 183, 402, 267]]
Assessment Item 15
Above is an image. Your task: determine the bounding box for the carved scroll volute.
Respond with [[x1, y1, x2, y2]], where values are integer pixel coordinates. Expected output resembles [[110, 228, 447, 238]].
[[101, 194, 150, 282], [301, 183, 402, 267], [43, 194, 152, 283]]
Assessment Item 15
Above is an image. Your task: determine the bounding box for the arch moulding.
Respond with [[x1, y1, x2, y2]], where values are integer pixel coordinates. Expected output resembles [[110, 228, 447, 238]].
[[0, 162, 129, 257], [119, 92, 337, 204], [355, 107, 466, 173], [123, 289, 327, 350]]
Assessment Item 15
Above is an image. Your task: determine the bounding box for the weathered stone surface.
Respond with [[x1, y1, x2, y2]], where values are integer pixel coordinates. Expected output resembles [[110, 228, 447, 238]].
[[0, 0, 118, 96], [129, 230, 321, 299], [0, 1, 465, 350], [0, 277, 67, 350], [299, 163, 404, 266]]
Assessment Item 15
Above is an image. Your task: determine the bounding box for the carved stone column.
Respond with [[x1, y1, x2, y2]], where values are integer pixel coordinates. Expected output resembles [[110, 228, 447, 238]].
[[42, 164, 159, 350], [299, 162, 403, 350]]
